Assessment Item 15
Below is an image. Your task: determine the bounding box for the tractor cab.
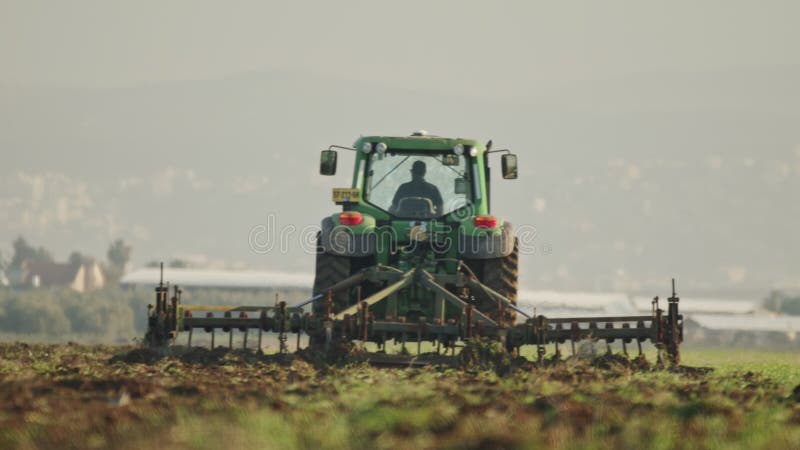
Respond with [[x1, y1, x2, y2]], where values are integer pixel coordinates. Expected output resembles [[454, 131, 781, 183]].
[[320, 134, 517, 224]]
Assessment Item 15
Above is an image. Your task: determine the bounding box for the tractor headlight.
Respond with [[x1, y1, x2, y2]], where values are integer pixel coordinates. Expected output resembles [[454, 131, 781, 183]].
[[453, 144, 464, 155], [469, 146, 478, 157], [361, 142, 373, 153], [376, 142, 388, 154]]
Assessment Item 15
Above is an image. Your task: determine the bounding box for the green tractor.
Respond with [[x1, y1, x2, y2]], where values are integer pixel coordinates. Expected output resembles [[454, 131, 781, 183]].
[[313, 132, 520, 330], [146, 132, 684, 365]]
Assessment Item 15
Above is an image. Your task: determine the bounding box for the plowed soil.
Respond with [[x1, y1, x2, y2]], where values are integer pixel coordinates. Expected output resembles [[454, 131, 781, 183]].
[[1, 343, 798, 450]]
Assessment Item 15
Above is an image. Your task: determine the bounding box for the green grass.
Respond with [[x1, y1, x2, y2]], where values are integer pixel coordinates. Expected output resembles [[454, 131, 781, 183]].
[[682, 348, 800, 387]]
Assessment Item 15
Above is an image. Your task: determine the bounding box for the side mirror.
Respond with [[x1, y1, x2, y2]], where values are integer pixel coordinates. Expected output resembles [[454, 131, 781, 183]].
[[501, 154, 518, 179], [320, 150, 338, 175]]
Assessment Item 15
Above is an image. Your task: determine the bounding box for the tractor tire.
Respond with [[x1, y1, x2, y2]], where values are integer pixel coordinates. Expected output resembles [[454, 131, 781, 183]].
[[312, 249, 352, 316], [463, 238, 519, 326], [311, 234, 378, 316], [310, 236, 378, 349]]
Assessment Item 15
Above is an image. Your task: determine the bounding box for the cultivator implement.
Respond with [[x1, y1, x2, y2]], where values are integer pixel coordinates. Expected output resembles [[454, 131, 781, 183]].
[[146, 264, 684, 365]]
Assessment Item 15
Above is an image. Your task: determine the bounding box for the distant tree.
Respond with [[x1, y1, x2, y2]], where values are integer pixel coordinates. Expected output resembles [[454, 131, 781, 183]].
[[168, 259, 189, 269], [107, 239, 132, 271], [145, 259, 188, 269], [763, 290, 800, 315], [105, 239, 132, 284], [68, 251, 85, 266], [9, 237, 53, 270], [763, 290, 784, 311]]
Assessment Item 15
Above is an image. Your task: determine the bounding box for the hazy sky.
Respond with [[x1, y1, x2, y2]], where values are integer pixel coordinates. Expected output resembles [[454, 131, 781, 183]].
[[3, 1, 800, 97], [1, 2, 799, 296]]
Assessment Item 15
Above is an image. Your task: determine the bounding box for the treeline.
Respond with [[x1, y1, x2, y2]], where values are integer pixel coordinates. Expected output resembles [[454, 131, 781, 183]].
[[763, 290, 800, 315], [0, 286, 310, 343], [1, 236, 132, 285]]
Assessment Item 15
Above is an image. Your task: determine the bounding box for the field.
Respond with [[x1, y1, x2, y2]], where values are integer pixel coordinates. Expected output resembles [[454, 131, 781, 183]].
[[1, 343, 799, 450]]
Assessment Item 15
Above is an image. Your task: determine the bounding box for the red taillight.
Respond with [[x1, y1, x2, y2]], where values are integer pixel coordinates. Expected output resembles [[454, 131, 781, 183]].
[[474, 215, 498, 229], [339, 211, 364, 226]]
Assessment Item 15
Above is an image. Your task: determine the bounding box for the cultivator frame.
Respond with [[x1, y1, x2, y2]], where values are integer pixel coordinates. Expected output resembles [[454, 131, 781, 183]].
[[146, 264, 684, 365]]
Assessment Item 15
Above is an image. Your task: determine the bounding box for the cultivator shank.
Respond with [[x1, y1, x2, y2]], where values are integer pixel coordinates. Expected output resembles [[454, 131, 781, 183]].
[[146, 264, 683, 365]]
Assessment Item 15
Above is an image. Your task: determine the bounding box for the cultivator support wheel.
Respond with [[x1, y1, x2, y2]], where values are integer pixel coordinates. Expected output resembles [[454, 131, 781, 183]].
[[145, 265, 684, 367]]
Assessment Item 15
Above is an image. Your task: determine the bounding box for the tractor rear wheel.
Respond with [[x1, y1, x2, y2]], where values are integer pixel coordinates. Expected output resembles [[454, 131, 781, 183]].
[[311, 235, 378, 315], [310, 236, 378, 349], [463, 238, 519, 326], [312, 250, 351, 316]]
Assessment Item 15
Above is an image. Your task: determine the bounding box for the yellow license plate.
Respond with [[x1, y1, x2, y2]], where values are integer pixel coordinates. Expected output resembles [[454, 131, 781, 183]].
[[332, 188, 360, 204]]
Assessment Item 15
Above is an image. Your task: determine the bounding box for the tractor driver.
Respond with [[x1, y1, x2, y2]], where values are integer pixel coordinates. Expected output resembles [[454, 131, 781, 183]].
[[390, 160, 444, 216]]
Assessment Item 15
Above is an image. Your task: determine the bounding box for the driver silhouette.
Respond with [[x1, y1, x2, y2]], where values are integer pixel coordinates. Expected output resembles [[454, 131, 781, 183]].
[[390, 160, 443, 215]]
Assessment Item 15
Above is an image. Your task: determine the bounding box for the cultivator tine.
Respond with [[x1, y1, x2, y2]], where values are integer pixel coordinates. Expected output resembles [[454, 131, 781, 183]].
[[554, 323, 563, 354], [258, 310, 266, 351], [417, 317, 425, 355], [400, 319, 408, 354], [636, 320, 644, 356], [570, 321, 578, 355], [621, 323, 630, 356], [207, 312, 215, 349], [535, 315, 546, 363], [278, 300, 288, 354], [360, 301, 369, 342], [183, 309, 193, 347], [238, 312, 248, 349], [223, 311, 233, 349]]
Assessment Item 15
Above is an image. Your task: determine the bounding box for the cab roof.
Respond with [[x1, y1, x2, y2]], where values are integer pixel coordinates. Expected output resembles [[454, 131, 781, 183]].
[[354, 134, 483, 151]]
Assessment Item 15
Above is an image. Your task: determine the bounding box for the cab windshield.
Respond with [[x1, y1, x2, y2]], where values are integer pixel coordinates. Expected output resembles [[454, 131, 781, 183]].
[[363, 150, 473, 219]]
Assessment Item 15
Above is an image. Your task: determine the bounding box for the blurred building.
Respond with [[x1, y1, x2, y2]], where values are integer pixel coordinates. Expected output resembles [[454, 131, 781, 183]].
[[16, 260, 105, 292], [120, 267, 312, 291]]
